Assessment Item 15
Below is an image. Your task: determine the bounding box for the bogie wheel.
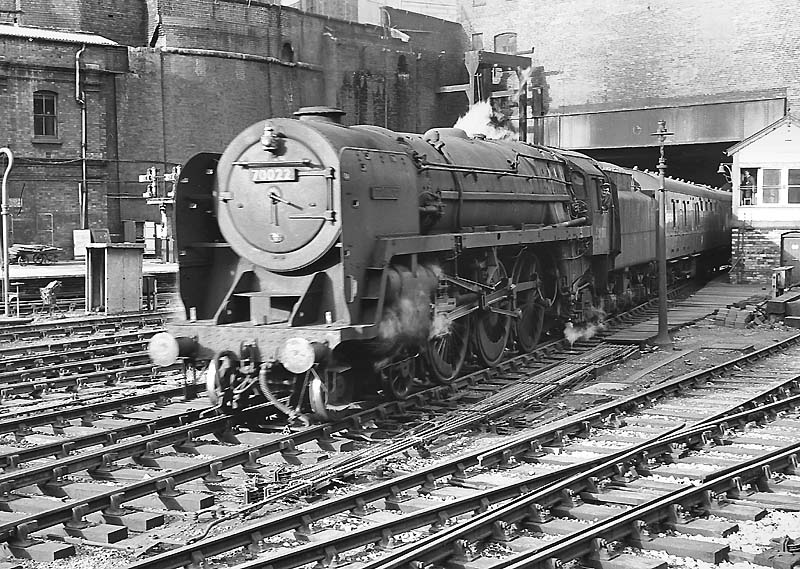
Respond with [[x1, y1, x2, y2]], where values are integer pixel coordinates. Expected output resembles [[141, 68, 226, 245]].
[[309, 373, 329, 420], [33, 253, 45, 265], [512, 253, 547, 353], [425, 313, 470, 384], [205, 351, 239, 407], [381, 357, 415, 400], [472, 259, 512, 366], [17, 255, 28, 267], [309, 370, 353, 421]]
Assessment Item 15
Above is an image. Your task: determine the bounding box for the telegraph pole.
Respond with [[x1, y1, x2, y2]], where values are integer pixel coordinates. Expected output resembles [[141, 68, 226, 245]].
[[651, 120, 674, 346]]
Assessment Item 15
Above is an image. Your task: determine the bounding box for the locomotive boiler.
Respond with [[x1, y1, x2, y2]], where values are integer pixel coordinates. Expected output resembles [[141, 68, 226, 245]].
[[149, 107, 731, 420]]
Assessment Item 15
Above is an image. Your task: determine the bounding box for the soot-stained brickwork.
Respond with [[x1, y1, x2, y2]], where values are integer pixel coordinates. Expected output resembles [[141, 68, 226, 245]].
[[2, 0, 467, 256]]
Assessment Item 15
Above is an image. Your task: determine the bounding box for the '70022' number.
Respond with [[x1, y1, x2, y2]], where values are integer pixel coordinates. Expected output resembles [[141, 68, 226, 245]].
[[252, 167, 298, 182]]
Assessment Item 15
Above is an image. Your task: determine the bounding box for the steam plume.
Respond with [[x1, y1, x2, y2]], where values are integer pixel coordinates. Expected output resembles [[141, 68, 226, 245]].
[[378, 265, 442, 344], [454, 101, 517, 140]]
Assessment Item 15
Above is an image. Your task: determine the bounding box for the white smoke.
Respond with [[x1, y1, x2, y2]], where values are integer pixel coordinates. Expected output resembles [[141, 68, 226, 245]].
[[453, 66, 533, 141], [378, 265, 442, 344], [429, 312, 451, 339], [453, 101, 517, 140], [564, 321, 606, 347]]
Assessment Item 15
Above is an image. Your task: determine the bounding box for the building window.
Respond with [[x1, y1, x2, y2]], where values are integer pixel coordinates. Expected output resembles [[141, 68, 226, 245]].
[[762, 168, 780, 204], [494, 32, 517, 54], [471, 33, 483, 50], [33, 90, 57, 138], [739, 168, 757, 205], [281, 42, 294, 63], [789, 169, 800, 204]]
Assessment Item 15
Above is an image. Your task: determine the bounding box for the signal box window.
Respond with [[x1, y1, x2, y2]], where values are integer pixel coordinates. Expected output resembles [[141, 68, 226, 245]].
[[34, 91, 58, 138], [762, 169, 780, 204], [740, 168, 757, 205], [789, 169, 800, 204]]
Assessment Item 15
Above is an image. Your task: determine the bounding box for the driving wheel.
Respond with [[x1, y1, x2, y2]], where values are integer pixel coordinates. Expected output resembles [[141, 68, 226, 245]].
[[424, 313, 470, 384], [512, 253, 547, 353], [472, 260, 511, 366]]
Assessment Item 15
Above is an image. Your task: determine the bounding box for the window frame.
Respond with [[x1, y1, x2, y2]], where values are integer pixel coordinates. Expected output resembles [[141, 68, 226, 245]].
[[788, 168, 800, 204], [33, 90, 58, 139], [493, 32, 517, 54]]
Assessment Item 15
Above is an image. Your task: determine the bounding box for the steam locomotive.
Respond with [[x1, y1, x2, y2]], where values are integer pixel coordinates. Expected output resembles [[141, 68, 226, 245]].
[[148, 107, 732, 420]]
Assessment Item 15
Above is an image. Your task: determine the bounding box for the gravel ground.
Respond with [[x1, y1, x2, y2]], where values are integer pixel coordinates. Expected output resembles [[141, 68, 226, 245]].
[[538, 315, 799, 424]]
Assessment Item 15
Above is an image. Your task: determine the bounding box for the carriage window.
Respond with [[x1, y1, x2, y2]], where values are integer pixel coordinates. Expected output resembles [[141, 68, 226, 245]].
[[682, 202, 687, 226], [671, 200, 676, 227], [789, 169, 800, 204], [763, 169, 781, 204]]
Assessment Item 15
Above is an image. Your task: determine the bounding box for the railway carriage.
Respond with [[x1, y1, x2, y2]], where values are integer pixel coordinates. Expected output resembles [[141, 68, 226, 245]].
[[149, 107, 731, 420]]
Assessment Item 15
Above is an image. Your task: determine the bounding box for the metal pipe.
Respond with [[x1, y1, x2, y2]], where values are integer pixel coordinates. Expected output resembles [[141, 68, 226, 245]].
[[75, 45, 88, 230], [1, 148, 12, 318]]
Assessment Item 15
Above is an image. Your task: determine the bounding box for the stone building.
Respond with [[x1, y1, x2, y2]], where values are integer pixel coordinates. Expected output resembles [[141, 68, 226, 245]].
[[0, 0, 467, 258]]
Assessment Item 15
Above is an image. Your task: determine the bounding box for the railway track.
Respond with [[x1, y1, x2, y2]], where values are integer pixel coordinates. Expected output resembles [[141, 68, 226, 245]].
[[0, 284, 779, 567], [0, 331, 158, 372], [123, 331, 800, 569], [0, 312, 169, 343]]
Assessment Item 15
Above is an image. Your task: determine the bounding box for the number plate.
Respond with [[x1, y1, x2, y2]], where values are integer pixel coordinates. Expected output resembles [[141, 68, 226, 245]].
[[252, 167, 298, 182]]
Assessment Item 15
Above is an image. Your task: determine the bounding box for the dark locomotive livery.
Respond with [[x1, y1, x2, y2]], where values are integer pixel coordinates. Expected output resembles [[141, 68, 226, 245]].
[[149, 107, 732, 420]]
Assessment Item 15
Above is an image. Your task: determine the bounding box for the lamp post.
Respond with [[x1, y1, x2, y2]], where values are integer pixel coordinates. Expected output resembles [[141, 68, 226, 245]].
[[651, 120, 673, 346], [1, 147, 12, 318]]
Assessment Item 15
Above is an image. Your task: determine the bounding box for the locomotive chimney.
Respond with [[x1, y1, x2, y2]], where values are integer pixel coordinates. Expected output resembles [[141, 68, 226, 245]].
[[293, 106, 346, 124]]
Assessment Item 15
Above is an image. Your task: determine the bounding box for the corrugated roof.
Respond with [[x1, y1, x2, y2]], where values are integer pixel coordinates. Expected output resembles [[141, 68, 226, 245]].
[[0, 24, 118, 46]]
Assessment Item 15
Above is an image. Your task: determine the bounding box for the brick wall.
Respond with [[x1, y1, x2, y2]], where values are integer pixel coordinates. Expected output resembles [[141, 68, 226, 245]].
[[731, 227, 786, 284], [3, 0, 466, 255], [17, 0, 148, 46], [458, 0, 800, 113], [0, 38, 117, 253]]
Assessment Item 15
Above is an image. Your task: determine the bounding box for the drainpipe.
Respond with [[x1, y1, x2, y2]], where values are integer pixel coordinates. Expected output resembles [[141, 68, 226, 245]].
[[75, 45, 88, 230], [1, 148, 12, 318]]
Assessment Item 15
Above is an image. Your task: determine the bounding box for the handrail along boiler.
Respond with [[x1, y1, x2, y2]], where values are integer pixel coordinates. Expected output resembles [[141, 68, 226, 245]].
[[149, 107, 732, 419]]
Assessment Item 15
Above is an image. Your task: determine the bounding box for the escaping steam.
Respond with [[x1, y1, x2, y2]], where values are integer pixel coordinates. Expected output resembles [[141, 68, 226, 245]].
[[564, 306, 607, 347], [453, 66, 533, 141], [454, 101, 517, 140], [564, 321, 605, 347], [429, 312, 451, 339], [378, 265, 443, 345]]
